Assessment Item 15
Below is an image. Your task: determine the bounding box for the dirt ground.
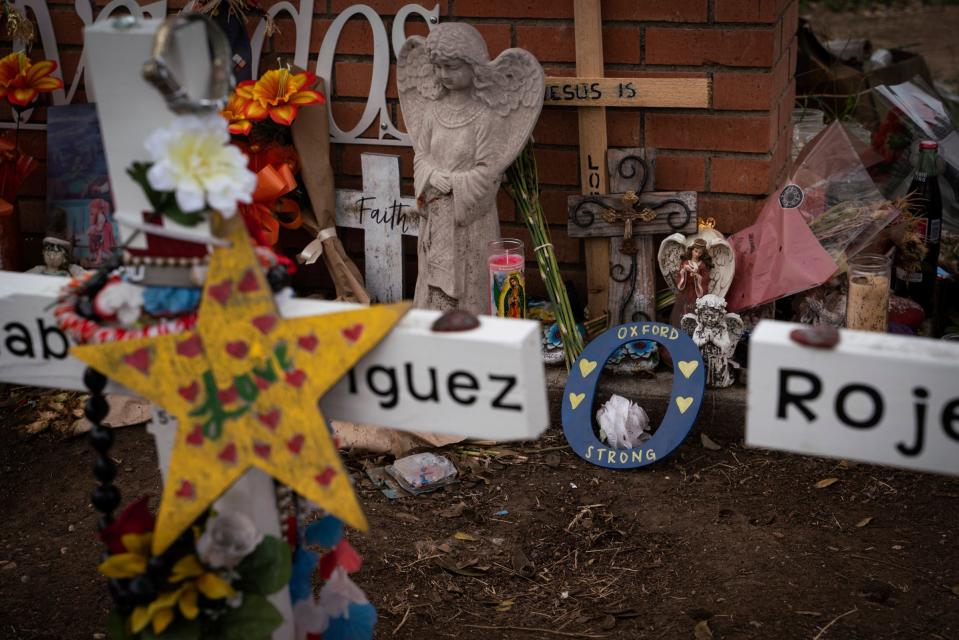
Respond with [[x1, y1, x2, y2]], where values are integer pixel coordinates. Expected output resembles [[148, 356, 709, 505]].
[[807, 2, 959, 91], [0, 387, 957, 640]]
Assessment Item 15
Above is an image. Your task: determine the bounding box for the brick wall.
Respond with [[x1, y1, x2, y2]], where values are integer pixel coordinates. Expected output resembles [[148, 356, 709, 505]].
[[6, 0, 798, 302]]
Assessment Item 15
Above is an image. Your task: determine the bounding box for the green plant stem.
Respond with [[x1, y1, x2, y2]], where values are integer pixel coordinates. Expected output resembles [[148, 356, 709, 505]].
[[506, 141, 584, 370]]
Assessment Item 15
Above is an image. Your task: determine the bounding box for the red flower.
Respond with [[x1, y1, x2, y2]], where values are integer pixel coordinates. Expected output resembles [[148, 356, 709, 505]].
[[98, 496, 155, 554], [0, 52, 63, 108]]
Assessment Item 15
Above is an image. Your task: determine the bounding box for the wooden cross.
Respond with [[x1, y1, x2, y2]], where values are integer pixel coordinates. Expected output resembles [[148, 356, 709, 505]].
[[568, 151, 698, 324], [554, 0, 711, 321], [335, 153, 418, 303]]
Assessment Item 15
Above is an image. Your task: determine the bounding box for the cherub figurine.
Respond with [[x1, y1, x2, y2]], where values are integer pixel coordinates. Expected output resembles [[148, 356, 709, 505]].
[[658, 221, 735, 327], [397, 23, 544, 314], [681, 294, 744, 388]]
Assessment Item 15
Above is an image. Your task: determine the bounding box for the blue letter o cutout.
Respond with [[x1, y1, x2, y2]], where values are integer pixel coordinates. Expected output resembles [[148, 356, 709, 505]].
[[561, 322, 705, 469]]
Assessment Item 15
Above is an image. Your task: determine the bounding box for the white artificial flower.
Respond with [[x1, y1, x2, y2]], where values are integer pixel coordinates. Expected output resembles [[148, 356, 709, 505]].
[[93, 281, 144, 327], [596, 394, 650, 449], [294, 599, 329, 640], [317, 567, 368, 620], [196, 511, 263, 570], [143, 114, 256, 218]]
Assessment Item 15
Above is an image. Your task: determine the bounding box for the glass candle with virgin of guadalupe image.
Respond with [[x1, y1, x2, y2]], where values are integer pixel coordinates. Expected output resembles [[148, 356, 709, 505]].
[[488, 238, 526, 318]]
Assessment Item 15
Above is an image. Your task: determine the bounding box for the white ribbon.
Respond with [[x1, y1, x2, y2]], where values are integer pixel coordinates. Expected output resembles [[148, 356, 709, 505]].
[[297, 227, 338, 265]]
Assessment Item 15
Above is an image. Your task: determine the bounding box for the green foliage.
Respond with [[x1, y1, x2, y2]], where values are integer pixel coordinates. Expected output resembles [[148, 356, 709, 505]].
[[141, 619, 200, 640], [206, 594, 283, 640], [127, 162, 207, 227], [107, 610, 133, 640], [235, 536, 292, 596]]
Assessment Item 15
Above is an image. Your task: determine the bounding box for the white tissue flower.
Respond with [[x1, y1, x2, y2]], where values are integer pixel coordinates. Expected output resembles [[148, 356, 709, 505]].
[[144, 114, 256, 217], [596, 394, 650, 449], [196, 511, 263, 569]]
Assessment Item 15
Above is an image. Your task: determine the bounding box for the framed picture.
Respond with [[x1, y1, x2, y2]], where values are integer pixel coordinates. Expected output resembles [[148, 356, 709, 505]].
[[46, 103, 117, 268]]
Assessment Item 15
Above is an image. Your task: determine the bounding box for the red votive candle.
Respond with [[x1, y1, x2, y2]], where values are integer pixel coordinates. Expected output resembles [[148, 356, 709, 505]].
[[487, 238, 526, 318]]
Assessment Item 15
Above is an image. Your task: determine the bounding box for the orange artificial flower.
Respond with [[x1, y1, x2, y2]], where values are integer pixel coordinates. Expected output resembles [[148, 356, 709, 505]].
[[236, 68, 323, 127], [0, 51, 63, 108], [222, 91, 255, 136]]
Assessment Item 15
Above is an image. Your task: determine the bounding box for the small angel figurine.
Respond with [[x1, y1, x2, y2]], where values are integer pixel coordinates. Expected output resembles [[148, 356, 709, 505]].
[[397, 23, 544, 314], [658, 221, 735, 326], [681, 294, 744, 388]]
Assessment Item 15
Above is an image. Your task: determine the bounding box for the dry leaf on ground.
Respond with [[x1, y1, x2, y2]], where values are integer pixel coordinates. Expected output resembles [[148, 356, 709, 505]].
[[856, 516, 874, 528], [700, 434, 722, 451], [453, 532, 478, 542], [694, 619, 713, 639], [815, 478, 839, 489]]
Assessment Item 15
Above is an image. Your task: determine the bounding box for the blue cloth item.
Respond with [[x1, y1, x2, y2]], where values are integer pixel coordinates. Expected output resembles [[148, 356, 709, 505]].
[[289, 546, 319, 604], [324, 603, 377, 640], [306, 515, 345, 548], [142, 286, 201, 316]]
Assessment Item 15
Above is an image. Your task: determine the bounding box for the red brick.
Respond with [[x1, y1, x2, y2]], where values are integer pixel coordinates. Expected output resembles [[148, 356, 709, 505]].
[[50, 9, 85, 45], [535, 148, 580, 187], [265, 18, 299, 53], [776, 82, 796, 137], [501, 223, 581, 264], [607, 111, 642, 147], [780, 0, 800, 55], [713, 71, 774, 110], [769, 134, 791, 188], [518, 25, 639, 65], [655, 155, 706, 191], [711, 156, 771, 194], [311, 18, 375, 55], [698, 195, 764, 233], [604, 0, 708, 22], [474, 24, 513, 56], [540, 188, 579, 225], [333, 61, 397, 99], [533, 109, 578, 146], [330, 102, 379, 138], [646, 114, 774, 153], [497, 190, 517, 224], [645, 28, 776, 67], [332, 0, 449, 13], [714, 0, 784, 23], [454, 0, 573, 19]]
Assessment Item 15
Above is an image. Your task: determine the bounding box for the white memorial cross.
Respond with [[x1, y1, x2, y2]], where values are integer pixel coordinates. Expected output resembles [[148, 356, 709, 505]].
[[334, 153, 418, 303], [747, 320, 959, 476]]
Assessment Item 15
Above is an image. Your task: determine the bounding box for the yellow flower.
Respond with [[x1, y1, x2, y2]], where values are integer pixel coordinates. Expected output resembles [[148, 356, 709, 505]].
[[97, 532, 152, 579], [0, 51, 63, 107], [127, 555, 235, 635], [170, 555, 236, 599], [236, 68, 323, 126], [222, 91, 255, 136]]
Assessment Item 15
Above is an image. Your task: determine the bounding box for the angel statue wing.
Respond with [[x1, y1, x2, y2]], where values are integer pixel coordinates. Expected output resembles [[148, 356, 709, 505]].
[[706, 239, 736, 299], [396, 36, 439, 154], [680, 312, 698, 338], [658, 233, 687, 294], [724, 313, 745, 351], [484, 49, 545, 175]]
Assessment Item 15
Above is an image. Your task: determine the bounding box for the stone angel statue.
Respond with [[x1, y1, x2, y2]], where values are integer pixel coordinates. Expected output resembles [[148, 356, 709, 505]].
[[397, 23, 545, 314], [681, 294, 744, 388], [658, 220, 736, 326]]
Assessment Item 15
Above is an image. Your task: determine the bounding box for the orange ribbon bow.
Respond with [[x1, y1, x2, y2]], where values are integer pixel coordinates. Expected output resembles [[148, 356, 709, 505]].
[[240, 163, 302, 245]]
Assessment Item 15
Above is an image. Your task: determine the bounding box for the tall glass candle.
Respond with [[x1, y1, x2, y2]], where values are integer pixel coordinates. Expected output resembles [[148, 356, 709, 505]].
[[846, 253, 891, 332], [488, 238, 525, 318]]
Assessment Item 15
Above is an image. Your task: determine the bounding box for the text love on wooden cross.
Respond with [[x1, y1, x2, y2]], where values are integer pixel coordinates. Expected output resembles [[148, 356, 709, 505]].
[[568, 179, 698, 326], [335, 153, 419, 303], [555, 0, 711, 321]]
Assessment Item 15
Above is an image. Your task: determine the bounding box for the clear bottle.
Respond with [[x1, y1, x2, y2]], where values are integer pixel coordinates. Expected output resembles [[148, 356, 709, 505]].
[[894, 140, 942, 315]]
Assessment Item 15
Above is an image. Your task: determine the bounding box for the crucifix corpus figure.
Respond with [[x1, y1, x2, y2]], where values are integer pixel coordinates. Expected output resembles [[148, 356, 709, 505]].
[[397, 22, 545, 315]]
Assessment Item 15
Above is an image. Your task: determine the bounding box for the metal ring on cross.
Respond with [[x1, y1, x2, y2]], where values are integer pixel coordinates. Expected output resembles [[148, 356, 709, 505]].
[[142, 12, 233, 114], [562, 322, 705, 469]]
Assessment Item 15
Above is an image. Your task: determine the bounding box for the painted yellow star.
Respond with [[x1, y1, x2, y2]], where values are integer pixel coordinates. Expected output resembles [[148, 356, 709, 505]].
[[73, 218, 409, 553]]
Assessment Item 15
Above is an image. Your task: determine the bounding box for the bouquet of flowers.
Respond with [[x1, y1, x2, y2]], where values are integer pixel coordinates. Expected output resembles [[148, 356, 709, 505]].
[[0, 50, 62, 267], [99, 499, 375, 640]]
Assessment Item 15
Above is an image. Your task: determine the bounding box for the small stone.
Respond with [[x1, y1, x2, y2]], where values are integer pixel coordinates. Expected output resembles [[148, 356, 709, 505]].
[[60, 547, 68, 556], [20, 575, 29, 583], [790, 325, 840, 349], [68, 525, 76, 533], [94, 634, 106, 639], [600, 615, 617, 631], [431, 309, 480, 332]]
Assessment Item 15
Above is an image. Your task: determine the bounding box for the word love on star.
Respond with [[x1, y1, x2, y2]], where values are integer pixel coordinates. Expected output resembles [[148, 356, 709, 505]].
[[72, 219, 409, 553]]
